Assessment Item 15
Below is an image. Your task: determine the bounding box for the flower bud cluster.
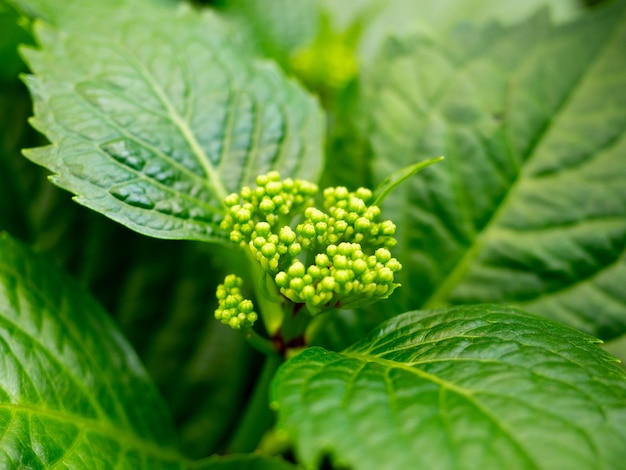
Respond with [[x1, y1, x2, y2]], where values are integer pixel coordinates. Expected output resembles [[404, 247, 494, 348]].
[[275, 241, 401, 314], [215, 274, 258, 330], [219, 172, 402, 317], [221, 171, 318, 247]]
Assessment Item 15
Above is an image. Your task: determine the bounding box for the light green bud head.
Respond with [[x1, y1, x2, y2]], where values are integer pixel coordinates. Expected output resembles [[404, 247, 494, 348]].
[[289, 277, 304, 291], [288, 262, 306, 278], [266, 181, 283, 196], [353, 258, 368, 275], [376, 248, 392, 263], [255, 222, 271, 236], [355, 187, 373, 202], [256, 174, 269, 186], [333, 254, 349, 269], [261, 243, 277, 257], [240, 186, 253, 200], [239, 299, 254, 313], [259, 198, 276, 214], [224, 193, 240, 207], [288, 242, 302, 257], [316, 253, 330, 267], [275, 271, 289, 288], [381, 220, 396, 235], [279, 226, 297, 244], [354, 217, 371, 232]]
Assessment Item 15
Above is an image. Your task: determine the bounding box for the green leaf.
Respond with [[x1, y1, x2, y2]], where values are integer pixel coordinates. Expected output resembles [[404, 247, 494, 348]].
[[371, 156, 443, 206], [362, 1, 626, 339], [218, 0, 318, 67], [20, 0, 324, 242], [0, 232, 186, 468], [0, 1, 33, 82], [272, 305, 626, 470], [319, 0, 581, 62], [192, 454, 297, 470]]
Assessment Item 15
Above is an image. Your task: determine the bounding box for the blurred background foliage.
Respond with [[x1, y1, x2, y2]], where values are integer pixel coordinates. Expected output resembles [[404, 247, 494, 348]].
[[0, 0, 620, 460]]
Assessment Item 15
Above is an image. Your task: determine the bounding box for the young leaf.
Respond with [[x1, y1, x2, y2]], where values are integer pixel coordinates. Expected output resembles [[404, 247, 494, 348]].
[[371, 156, 443, 206], [20, 0, 324, 242], [0, 233, 186, 468], [272, 305, 626, 470], [362, 1, 626, 339]]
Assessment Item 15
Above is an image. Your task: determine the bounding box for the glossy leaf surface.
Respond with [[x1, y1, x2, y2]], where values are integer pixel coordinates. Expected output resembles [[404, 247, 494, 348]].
[[20, 0, 324, 241], [0, 233, 185, 468], [362, 1, 626, 339], [273, 305, 626, 470]]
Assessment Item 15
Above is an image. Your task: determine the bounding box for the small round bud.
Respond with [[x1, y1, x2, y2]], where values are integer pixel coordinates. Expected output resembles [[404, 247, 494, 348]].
[[261, 243, 277, 257], [316, 253, 330, 267], [256, 174, 269, 187], [376, 248, 392, 263], [275, 271, 288, 288], [289, 277, 304, 291], [224, 193, 239, 207], [288, 242, 302, 257], [239, 299, 254, 313], [352, 258, 368, 275], [377, 267, 395, 284], [288, 262, 306, 278], [267, 171, 281, 182], [255, 222, 271, 237], [381, 220, 396, 235], [279, 226, 297, 244], [259, 198, 276, 214], [224, 275, 242, 289], [265, 181, 282, 196], [320, 276, 336, 292], [355, 187, 373, 202], [333, 255, 349, 269]]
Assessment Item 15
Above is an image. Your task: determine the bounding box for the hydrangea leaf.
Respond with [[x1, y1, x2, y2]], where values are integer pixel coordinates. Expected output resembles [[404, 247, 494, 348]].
[[362, 1, 626, 339], [0, 232, 187, 468], [272, 305, 626, 470], [192, 454, 297, 470], [19, 1, 324, 242]]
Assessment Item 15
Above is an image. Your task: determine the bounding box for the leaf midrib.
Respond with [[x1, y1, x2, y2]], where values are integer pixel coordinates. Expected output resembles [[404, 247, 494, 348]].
[[118, 31, 229, 201], [421, 8, 626, 309], [340, 350, 541, 468]]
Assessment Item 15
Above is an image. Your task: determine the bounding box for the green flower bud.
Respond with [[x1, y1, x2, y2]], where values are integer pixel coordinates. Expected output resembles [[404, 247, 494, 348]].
[[265, 181, 282, 196], [354, 217, 371, 232], [275, 271, 288, 288], [386, 258, 402, 272], [377, 267, 395, 284], [301, 285, 315, 300], [376, 248, 392, 263], [240, 186, 253, 200], [288, 262, 306, 278], [290, 277, 304, 291], [320, 276, 336, 292], [381, 220, 396, 235], [333, 254, 349, 269], [279, 226, 297, 244], [224, 193, 240, 207], [316, 253, 330, 267], [256, 174, 269, 187], [260, 198, 276, 214], [355, 187, 373, 203], [255, 222, 271, 236], [224, 274, 242, 289], [352, 258, 368, 275], [261, 243, 277, 257], [288, 242, 302, 257]]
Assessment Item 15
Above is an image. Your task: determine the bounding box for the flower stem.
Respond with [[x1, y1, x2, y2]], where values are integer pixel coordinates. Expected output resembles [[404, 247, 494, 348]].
[[226, 354, 283, 453]]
